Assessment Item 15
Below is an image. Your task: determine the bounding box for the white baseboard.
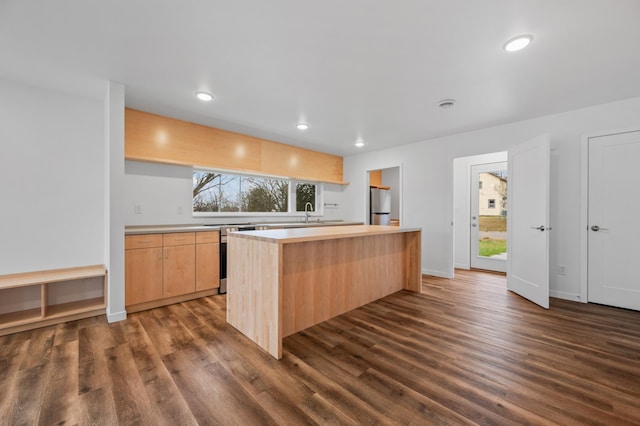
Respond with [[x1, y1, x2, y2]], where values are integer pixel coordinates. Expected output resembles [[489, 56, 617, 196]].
[[550, 290, 584, 303], [106, 310, 127, 323], [422, 269, 453, 279], [454, 263, 470, 270]]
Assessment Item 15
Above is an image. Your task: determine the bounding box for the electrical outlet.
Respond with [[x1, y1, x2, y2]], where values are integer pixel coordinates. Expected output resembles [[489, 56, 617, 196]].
[[134, 205, 142, 214], [177, 206, 183, 214], [557, 265, 567, 275]]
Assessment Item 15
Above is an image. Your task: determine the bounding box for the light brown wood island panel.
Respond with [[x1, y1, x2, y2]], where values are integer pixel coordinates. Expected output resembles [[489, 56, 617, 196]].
[[227, 225, 421, 359]]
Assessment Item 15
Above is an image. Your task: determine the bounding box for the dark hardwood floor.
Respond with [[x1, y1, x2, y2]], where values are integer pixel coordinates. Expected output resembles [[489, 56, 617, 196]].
[[2, 270, 640, 425]]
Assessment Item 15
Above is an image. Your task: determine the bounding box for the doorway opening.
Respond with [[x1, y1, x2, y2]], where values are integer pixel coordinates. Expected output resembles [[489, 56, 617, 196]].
[[452, 151, 507, 274], [366, 166, 401, 226], [470, 162, 508, 272], [452, 135, 550, 308]]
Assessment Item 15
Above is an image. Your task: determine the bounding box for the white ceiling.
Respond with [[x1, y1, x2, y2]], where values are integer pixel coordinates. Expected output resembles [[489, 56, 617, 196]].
[[2, 1, 640, 156]]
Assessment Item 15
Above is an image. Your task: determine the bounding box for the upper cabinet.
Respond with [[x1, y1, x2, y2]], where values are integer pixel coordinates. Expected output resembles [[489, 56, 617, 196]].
[[369, 170, 391, 189], [124, 108, 347, 185]]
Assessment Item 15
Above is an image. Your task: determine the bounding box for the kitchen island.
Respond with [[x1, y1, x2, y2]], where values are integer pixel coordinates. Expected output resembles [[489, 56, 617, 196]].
[[226, 225, 422, 359]]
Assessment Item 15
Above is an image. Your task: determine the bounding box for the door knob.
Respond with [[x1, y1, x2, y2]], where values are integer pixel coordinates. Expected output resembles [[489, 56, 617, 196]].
[[531, 225, 546, 231], [590, 225, 609, 232]]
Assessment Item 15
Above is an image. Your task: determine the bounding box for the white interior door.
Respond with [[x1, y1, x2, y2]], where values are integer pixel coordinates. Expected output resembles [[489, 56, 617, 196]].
[[470, 162, 508, 272], [507, 134, 550, 308], [588, 130, 640, 310]]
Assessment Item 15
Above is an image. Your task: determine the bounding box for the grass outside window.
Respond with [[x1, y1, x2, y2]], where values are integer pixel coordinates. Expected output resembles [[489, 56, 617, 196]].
[[478, 238, 507, 257]]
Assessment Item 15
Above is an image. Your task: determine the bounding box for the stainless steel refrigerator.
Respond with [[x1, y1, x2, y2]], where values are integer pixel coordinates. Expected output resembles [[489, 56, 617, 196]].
[[370, 188, 391, 225]]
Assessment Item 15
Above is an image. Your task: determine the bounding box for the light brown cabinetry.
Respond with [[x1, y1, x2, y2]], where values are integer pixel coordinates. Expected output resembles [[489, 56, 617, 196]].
[[125, 231, 219, 312], [125, 108, 347, 185], [125, 234, 163, 305], [162, 233, 196, 297], [195, 231, 220, 291], [369, 169, 391, 190]]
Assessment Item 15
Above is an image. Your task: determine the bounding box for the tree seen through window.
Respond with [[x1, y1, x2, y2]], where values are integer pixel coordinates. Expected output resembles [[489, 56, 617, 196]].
[[193, 170, 317, 214]]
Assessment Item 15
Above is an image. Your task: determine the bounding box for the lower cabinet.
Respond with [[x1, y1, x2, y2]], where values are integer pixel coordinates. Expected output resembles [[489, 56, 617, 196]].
[[125, 231, 219, 310], [163, 243, 195, 298], [196, 232, 220, 291], [125, 246, 163, 305]]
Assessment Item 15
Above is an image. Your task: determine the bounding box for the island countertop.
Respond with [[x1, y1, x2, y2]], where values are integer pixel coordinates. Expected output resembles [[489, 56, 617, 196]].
[[227, 224, 421, 244]]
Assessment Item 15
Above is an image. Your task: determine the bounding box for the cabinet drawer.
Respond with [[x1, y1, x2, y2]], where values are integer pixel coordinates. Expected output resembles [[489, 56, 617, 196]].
[[163, 232, 195, 247], [196, 231, 219, 244], [125, 234, 163, 250]]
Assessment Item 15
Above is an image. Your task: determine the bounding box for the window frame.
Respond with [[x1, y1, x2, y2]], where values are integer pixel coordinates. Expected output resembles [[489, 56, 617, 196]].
[[192, 168, 323, 218]]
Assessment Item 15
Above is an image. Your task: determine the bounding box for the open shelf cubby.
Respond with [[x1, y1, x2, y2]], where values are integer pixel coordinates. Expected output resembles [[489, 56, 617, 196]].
[[0, 265, 107, 336]]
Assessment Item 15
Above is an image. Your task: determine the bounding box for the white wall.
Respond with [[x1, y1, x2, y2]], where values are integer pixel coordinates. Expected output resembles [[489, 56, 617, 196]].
[[124, 160, 348, 225], [343, 97, 640, 300], [106, 82, 126, 322], [0, 79, 106, 275]]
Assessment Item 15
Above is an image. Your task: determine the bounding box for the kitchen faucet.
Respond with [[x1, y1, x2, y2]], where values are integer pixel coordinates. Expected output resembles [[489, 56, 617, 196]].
[[304, 202, 313, 223]]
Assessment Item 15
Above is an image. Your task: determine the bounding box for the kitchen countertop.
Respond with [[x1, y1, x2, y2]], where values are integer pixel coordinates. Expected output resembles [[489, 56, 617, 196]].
[[124, 220, 363, 235], [227, 224, 421, 244], [125, 225, 219, 235]]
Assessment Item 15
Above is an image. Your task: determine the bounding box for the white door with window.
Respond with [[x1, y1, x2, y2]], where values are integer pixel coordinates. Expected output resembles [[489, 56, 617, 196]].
[[470, 162, 508, 272], [588, 130, 640, 310], [507, 134, 550, 309]]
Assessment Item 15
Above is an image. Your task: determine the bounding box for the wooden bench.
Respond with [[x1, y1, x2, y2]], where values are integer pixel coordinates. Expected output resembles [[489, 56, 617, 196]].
[[0, 265, 107, 336]]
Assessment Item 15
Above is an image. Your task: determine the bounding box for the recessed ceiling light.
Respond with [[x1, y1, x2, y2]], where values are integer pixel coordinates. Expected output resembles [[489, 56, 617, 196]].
[[296, 123, 309, 131], [503, 34, 533, 52], [195, 91, 214, 101], [438, 99, 456, 109], [355, 140, 365, 148]]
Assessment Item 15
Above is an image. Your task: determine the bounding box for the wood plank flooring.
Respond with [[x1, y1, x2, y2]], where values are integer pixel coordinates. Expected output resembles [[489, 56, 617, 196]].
[[2, 269, 640, 425]]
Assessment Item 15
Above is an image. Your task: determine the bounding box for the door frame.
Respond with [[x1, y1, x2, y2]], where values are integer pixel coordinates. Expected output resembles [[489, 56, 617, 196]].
[[452, 152, 508, 271], [364, 164, 404, 226], [580, 126, 640, 303]]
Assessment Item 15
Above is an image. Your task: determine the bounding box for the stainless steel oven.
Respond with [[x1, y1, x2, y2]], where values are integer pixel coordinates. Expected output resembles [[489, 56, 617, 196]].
[[219, 224, 256, 294]]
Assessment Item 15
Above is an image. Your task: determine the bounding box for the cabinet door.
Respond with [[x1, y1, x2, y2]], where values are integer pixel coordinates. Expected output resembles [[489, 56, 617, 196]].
[[125, 247, 163, 305], [196, 243, 220, 291], [163, 245, 195, 298]]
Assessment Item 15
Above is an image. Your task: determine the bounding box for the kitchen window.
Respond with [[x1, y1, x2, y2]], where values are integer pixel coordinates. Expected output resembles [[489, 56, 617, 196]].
[[193, 169, 321, 215], [295, 183, 316, 212]]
